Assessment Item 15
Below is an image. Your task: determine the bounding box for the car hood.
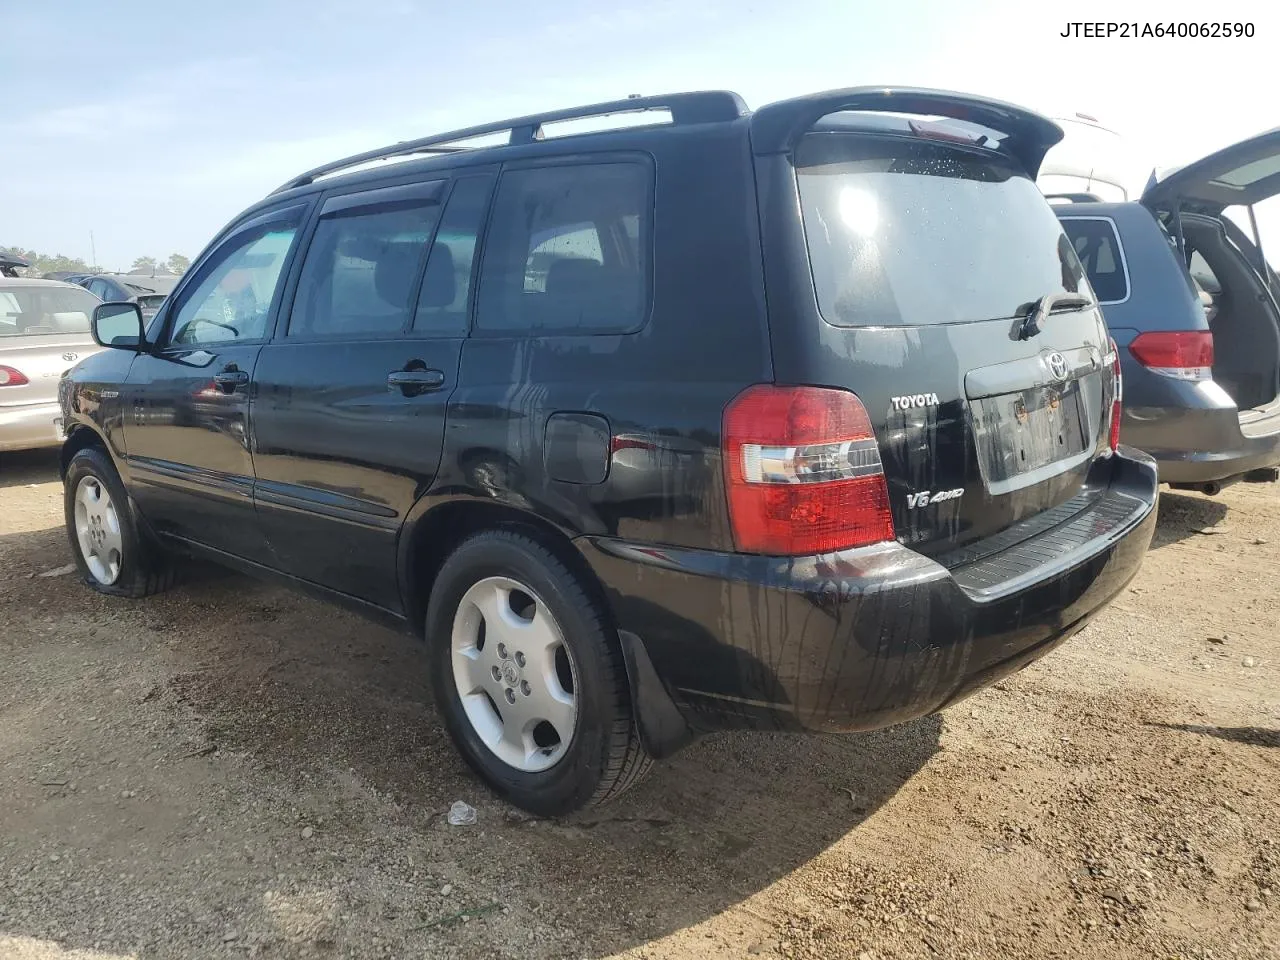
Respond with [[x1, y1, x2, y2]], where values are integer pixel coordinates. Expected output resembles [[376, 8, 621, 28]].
[[1142, 127, 1280, 213]]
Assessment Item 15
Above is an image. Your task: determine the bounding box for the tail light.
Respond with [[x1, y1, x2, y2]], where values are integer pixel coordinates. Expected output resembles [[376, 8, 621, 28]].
[[1128, 330, 1214, 381], [723, 385, 895, 555], [1108, 338, 1122, 452], [0, 365, 30, 387]]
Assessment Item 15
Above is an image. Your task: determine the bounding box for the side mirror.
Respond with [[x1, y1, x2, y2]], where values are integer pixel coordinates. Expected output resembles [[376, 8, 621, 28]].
[[92, 302, 146, 350]]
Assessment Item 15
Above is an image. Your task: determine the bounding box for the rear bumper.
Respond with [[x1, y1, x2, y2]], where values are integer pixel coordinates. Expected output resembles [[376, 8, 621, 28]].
[[0, 401, 62, 452], [1124, 401, 1280, 484], [580, 450, 1157, 737]]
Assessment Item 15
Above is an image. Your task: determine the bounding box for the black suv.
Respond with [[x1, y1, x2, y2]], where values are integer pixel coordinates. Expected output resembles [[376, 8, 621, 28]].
[[60, 87, 1158, 816]]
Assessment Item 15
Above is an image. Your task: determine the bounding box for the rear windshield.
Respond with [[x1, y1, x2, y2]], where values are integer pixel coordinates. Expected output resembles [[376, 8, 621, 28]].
[[796, 134, 1089, 327], [0, 285, 98, 337]]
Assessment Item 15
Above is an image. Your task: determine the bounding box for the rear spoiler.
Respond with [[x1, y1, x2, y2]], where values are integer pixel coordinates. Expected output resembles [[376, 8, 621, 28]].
[[749, 86, 1065, 177]]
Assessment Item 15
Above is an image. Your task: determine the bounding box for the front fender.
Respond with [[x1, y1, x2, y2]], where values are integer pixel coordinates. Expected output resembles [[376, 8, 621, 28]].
[[58, 349, 136, 479]]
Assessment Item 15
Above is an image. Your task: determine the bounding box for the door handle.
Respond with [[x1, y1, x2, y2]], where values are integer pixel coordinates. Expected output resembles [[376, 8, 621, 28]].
[[212, 367, 250, 392], [387, 368, 445, 396]]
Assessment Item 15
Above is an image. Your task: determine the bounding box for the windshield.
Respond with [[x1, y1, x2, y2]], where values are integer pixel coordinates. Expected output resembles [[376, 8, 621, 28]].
[[796, 134, 1090, 327], [0, 284, 98, 337]]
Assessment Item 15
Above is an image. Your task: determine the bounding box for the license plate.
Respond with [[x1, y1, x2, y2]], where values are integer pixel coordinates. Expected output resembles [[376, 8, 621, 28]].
[[971, 382, 1088, 485]]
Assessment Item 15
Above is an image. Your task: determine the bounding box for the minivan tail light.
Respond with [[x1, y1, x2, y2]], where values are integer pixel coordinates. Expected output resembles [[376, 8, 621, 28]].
[[0, 365, 30, 387], [1128, 330, 1214, 381], [723, 385, 895, 555], [1108, 338, 1122, 453]]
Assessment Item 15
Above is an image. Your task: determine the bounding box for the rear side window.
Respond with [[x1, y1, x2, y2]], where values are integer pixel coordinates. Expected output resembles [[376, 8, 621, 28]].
[[290, 201, 440, 338], [796, 135, 1088, 327], [1061, 217, 1129, 303], [476, 162, 649, 333]]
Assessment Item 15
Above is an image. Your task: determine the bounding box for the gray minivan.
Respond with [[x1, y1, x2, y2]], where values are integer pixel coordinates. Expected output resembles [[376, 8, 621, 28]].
[[1055, 128, 1280, 494]]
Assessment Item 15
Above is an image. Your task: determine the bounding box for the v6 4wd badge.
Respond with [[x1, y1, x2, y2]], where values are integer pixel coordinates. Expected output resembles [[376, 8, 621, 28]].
[[907, 488, 964, 509]]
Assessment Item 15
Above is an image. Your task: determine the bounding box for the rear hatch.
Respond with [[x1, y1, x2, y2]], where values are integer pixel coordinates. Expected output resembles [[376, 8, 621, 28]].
[[1141, 127, 1280, 299], [752, 91, 1117, 558]]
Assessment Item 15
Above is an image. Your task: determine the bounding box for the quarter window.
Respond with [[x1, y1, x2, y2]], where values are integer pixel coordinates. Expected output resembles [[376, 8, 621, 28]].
[[475, 162, 649, 333], [1061, 218, 1129, 303]]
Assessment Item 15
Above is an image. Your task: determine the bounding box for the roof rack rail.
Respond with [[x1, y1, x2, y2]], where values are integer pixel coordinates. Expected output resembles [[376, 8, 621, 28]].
[[270, 90, 747, 196]]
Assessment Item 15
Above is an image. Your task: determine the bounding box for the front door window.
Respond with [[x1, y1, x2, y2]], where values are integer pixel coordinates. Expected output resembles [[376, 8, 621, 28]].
[[169, 220, 300, 346]]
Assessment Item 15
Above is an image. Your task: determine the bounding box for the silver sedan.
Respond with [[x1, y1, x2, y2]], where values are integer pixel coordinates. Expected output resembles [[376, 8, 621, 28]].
[[0, 279, 103, 451]]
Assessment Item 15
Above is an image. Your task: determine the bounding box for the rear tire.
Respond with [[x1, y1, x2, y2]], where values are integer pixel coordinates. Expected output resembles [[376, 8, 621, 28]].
[[425, 529, 651, 816], [64, 446, 176, 598]]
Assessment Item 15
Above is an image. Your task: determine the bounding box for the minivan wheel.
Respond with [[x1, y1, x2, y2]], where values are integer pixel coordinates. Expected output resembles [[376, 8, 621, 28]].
[[63, 446, 176, 598], [426, 530, 651, 816]]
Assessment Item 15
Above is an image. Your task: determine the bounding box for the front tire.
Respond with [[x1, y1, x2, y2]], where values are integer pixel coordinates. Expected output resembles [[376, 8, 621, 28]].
[[63, 446, 175, 598], [425, 530, 651, 816]]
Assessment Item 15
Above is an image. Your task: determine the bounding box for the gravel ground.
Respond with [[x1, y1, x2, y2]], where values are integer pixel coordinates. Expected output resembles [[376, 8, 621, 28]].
[[1, 447, 1277, 960]]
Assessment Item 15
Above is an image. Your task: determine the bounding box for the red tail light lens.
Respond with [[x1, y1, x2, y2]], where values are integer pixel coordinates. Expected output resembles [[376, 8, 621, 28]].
[[723, 385, 895, 555], [1128, 330, 1214, 381], [1108, 338, 1122, 452], [0, 365, 30, 387]]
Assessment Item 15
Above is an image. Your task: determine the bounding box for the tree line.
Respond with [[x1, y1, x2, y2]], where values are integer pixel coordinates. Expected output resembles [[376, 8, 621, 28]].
[[0, 246, 190, 277]]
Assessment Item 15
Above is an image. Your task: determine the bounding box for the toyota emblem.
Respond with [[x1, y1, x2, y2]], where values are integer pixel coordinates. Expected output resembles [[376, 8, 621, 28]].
[[1047, 352, 1070, 382], [62, 352, 79, 362]]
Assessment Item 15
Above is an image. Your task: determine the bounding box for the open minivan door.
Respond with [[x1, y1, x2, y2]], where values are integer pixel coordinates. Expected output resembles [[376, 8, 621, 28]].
[[1142, 128, 1280, 416], [1142, 127, 1280, 294]]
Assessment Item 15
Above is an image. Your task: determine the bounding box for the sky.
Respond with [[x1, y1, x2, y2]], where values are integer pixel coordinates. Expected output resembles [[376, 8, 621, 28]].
[[1, 0, 1276, 270]]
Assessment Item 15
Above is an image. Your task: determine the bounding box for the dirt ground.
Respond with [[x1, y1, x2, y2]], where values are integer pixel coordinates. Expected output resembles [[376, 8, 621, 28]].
[[1, 448, 1277, 960]]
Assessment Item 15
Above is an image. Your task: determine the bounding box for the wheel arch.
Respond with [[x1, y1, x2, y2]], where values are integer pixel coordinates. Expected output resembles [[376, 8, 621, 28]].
[[397, 493, 696, 759], [397, 494, 592, 637], [59, 424, 111, 480]]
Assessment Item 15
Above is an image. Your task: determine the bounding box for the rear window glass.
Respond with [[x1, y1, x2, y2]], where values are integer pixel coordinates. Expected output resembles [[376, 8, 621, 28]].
[[796, 135, 1089, 327], [1214, 155, 1280, 188], [0, 285, 98, 337], [1060, 217, 1129, 302]]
